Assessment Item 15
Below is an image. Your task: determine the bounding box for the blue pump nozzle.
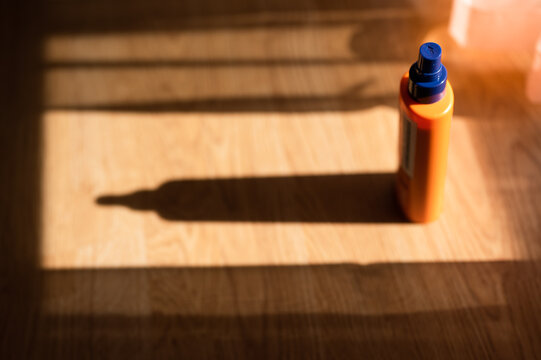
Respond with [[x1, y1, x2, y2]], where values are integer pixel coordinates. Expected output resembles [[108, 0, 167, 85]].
[[408, 42, 447, 103]]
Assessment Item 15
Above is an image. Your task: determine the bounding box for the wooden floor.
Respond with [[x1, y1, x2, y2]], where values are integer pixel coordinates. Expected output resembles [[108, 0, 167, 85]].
[[2, 0, 541, 358]]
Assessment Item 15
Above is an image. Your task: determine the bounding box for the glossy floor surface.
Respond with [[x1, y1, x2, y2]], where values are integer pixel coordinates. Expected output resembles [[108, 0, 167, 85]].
[[2, 0, 541, 358]]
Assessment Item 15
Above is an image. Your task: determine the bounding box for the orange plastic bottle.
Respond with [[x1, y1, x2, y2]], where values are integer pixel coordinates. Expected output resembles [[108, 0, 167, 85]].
[[397, 42, 454, 223]]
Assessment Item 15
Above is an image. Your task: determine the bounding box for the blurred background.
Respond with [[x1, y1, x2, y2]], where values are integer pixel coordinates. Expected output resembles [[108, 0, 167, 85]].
[[2, 0, 541, 358]]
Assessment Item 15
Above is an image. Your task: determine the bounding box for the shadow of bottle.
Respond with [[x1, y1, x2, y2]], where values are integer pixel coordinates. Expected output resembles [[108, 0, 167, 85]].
[[96, 172, 406, 223]]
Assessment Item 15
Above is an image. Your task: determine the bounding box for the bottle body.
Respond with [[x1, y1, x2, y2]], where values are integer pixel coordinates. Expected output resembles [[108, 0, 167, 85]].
[[397, 72, 454, 222]]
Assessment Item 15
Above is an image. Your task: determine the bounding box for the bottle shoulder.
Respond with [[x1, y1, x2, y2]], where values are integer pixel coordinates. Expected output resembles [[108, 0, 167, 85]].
[[399, 73, 453, 127]]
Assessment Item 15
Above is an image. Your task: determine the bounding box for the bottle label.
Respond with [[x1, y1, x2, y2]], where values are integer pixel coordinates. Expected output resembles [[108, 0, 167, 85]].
[[400, 110, 417, 178]]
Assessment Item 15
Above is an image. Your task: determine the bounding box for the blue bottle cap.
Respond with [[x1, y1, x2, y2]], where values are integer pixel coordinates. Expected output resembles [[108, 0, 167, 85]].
[[408, 42, 447, 103]]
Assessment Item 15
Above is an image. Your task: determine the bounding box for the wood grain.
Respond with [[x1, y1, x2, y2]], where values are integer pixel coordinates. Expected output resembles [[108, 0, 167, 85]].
[[2, 0, 541, 358]]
